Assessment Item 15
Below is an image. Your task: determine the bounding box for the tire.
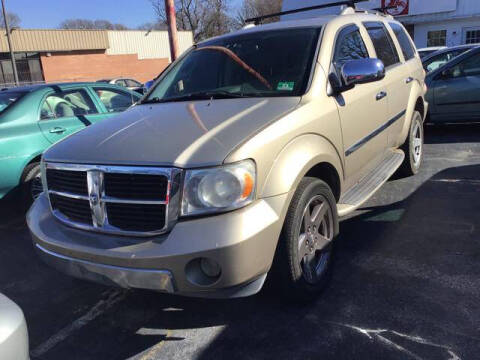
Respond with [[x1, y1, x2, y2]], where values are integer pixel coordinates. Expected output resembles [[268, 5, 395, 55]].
[[20, 162, 42, 206], [272, 177, 339, 302], [398, 110, 424, 177]]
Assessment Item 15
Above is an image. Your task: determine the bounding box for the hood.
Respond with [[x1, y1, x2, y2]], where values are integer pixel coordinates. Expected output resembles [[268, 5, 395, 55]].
[[44, 97, 300, 167]]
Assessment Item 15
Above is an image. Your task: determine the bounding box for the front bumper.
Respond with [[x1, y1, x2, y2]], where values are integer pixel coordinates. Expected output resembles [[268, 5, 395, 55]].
[[28, 193, 288, 298]]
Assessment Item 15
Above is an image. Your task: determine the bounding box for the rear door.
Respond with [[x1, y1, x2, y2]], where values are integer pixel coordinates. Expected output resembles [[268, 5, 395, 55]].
[[38, 87, 105, 144], [363, 21, 411, 149], [331, 24, 388, 179], [432, 51, 480, 121]]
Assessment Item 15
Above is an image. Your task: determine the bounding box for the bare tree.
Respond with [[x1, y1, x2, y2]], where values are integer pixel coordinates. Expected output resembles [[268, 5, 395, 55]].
[[235, 0, 282, 28], [149, 0, 232, 42], [0, 11, 20, 28], [137, 21, 167, 31], [59, 19, 129, 30]]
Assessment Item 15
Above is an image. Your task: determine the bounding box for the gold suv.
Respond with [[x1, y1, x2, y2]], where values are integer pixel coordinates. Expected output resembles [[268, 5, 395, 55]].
[[28, 5, 427, 301]]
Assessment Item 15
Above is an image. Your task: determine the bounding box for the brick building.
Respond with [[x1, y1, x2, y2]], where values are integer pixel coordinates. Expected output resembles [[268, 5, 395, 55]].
[[0, 29, 193, 87]]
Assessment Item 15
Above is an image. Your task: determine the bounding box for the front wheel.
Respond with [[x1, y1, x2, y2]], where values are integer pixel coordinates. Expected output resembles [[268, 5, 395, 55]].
[[273, 177, 339, 302], [398, 110, 424, 177], [21, 162, 43, 206]]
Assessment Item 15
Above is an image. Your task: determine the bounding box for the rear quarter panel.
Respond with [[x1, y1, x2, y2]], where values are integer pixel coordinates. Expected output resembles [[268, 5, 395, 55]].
[[0, 91, 51, 198]]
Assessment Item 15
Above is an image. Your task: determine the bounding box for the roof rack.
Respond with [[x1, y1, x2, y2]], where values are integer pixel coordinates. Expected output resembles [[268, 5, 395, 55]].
[[245, 0, 369, 25]]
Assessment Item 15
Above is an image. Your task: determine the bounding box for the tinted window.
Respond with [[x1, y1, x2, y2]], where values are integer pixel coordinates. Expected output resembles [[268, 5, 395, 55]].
[[147, 28, 320, 101], [364, 22, 400, 67], [115, 80, 127, 87], [40, 89, 98, 120], [448, 53, 480, 78], [94, 88, 138, 112], [389, 23, 416, 60], [333, 26, 369, 68]]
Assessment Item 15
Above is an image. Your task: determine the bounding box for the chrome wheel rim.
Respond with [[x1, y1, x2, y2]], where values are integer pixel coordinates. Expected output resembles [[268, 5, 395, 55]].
[[297, 195, 334, 284], [30, 173, 43, 200], [412, 119, 422, 168]]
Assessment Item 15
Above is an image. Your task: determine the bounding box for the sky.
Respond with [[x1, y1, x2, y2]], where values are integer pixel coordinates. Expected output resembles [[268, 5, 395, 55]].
[[7, 0, 243, 29]]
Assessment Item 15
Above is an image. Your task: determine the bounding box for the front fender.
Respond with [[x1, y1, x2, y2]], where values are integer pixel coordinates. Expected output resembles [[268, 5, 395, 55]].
[[261, 134, 343, 198]]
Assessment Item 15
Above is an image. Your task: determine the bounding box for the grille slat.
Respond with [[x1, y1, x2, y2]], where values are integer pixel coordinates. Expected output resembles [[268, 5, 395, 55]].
[[47, 169, 88, 195], [104, 173, 168, 201], [50, 194, 92, 225], [47, 166, 170, 234]]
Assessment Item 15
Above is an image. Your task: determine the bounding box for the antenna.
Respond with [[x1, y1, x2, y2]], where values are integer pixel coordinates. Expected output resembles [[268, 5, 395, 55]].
[[245, 0, 369, 25]]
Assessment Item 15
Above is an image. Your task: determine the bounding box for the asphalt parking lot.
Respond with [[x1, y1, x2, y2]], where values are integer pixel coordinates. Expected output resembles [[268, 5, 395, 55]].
[[1, 123, 479, 360]]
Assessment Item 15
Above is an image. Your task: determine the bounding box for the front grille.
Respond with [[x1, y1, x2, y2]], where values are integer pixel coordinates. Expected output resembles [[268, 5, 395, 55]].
[[45, 164, 179, 236], [46, 169, 88, 195], [107, 203, 166, 232], [50, 193, 92, 225], [104, 173, 168, 201]]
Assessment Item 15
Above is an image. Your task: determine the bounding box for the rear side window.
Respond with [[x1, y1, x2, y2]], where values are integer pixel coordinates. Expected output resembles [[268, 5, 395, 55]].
[[389, 23, 416, 61], [333, 25, 369, 68], [94, 88, 138, 113], [364, 22, 400, 67]]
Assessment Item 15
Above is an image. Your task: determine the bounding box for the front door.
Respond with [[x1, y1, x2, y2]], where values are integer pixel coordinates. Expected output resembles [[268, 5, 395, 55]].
[[38, 88, 105, 144], [432, 51, 480, 121], [332, 25, 388, 180]]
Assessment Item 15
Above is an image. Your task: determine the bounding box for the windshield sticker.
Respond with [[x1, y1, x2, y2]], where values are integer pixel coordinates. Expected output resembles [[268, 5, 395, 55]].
[[277, 82, 295, 91]]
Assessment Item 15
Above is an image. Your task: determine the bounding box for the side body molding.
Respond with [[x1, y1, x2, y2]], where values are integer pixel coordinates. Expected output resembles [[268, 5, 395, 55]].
[[261, 134, 344, 198]]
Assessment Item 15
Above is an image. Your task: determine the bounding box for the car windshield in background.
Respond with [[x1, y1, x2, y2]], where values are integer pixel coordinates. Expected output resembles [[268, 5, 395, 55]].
[[145, 28, 320, 103], [0, 91, 25, 113]]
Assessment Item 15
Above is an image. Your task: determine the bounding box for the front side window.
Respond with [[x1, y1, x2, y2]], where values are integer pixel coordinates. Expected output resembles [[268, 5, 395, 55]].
[[115, 80, 127, 87], [94, 88, 138, 112], [447, 53, 480, 78], [333, 25, 369, 69], [364, 22, 400, 68], [40, 89, 98, 120], [427, 30, 447, 47], [389, 22, 416, 61], [145, 28, 321, 102]]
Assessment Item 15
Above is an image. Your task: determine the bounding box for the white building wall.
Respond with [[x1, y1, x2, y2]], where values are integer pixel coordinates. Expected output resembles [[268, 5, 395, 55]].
[[414, 17, 480, 48], [106, 31, 194, 61]]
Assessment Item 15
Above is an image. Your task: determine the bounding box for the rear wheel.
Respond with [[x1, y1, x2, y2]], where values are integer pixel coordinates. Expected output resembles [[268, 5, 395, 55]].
[[398, 110, 424, 177], [20, 162, 42, 206], [273, 177, 338, 302]]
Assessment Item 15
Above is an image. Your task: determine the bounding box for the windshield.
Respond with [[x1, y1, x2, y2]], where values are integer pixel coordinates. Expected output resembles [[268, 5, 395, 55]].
[[145, 28, 320, 103], [0, 91, 25, 113]]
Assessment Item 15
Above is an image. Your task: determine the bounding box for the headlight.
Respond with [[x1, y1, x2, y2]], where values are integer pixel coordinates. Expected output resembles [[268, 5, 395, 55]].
[[181, 160, 256, 216]]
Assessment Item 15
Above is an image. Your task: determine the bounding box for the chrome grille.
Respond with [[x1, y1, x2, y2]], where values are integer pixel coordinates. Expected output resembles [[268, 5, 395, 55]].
[[45, 163, 181, 236]]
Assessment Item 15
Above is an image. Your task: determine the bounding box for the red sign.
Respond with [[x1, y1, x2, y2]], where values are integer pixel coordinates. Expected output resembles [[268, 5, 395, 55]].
[[381, 0, 409, 16]]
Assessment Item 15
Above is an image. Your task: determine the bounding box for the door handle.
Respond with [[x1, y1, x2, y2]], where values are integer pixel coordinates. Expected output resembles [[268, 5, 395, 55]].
[[49, 127, 66, 134], [376, 91, 387, 101], [406, 77, 414, 84]]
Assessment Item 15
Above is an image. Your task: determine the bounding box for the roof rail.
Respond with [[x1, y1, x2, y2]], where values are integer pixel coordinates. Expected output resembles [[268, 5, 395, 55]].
[[245, 0, 369, 25]]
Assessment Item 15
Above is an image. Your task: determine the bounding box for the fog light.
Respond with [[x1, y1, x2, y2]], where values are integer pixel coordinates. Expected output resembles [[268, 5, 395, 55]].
[[200, 258, 221, 278]]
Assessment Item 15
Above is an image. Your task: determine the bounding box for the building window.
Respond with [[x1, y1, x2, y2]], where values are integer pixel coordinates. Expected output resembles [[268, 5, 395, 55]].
[[427, 30, 447, 47], [0, 52, 44, 87], [465, 29, 480, 44]]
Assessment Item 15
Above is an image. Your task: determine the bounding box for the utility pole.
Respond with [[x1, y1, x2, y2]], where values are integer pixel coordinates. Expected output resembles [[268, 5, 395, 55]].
[[165, 0, 179, 61], [1, 0, 18, 86]]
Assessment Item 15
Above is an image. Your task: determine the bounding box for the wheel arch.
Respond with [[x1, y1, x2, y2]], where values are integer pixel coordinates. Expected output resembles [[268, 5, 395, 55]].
[[260, 134, 343, 200]]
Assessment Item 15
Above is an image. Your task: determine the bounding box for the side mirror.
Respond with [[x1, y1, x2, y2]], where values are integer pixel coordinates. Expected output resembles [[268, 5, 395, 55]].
[[341, 58, 386, 87]]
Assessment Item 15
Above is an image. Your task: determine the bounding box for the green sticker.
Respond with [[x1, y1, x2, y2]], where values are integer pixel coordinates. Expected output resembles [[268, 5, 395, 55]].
[[277, 81, 295, 91]]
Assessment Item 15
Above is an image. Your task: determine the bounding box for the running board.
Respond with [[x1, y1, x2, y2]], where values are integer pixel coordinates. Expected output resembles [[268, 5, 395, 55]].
[[337, 149, 405, 217]]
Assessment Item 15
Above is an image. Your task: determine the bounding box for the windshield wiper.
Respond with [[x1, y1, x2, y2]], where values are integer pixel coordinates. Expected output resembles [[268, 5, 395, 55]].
[[140, 91, 251, 105]]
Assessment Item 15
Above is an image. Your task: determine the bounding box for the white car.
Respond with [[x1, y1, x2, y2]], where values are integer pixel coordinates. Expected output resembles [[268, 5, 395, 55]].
[[96, 78, 144, 93], [0, 293, 29, 360], [418, 46, 447, 58]]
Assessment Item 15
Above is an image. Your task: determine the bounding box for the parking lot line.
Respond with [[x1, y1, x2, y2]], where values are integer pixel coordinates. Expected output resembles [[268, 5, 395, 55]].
[[30, 289, 126, 358]]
